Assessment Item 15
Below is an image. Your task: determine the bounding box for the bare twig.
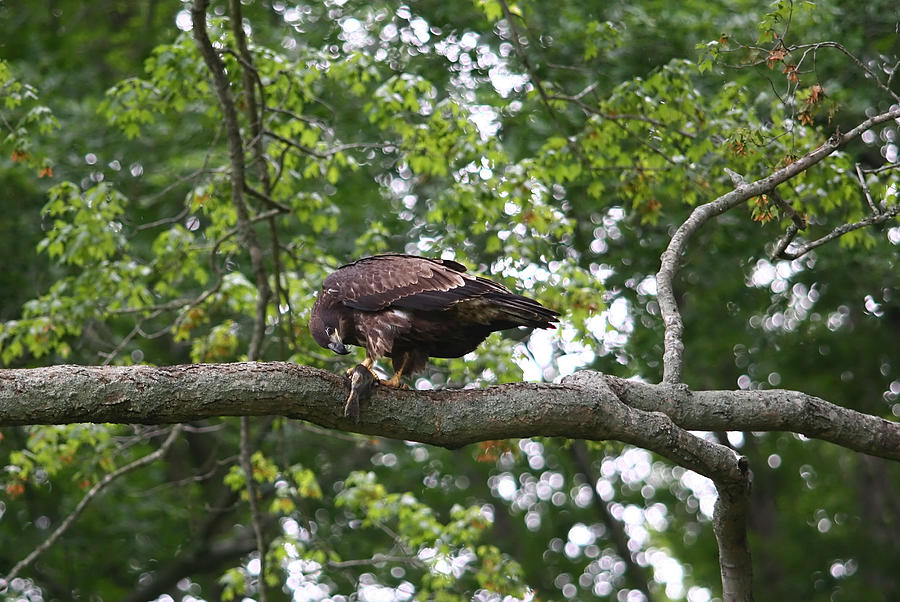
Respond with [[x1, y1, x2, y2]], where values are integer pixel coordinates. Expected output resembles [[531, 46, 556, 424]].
[[775, 203, 900, 260], [99, 313, 159, 365], [1, 425, 183, 587], [887, 59, 900, 92], [791, 41, 900, 104], [245, 184, 291, 213], [132, 130, 225, 234], [770, 222, 802, 260], [264, 128, 390, 160], [854, 163, 880, 214], [861, 162, 900, 175], [766, 187, 809, 260]]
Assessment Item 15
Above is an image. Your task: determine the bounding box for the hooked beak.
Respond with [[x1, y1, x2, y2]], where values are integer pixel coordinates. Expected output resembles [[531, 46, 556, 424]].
[[328, 330, 349, 355]]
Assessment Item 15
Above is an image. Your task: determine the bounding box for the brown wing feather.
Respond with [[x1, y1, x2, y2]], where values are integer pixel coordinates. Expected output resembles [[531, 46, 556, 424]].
[[324, 254, 486, 311], [324, 254, 558, 330]]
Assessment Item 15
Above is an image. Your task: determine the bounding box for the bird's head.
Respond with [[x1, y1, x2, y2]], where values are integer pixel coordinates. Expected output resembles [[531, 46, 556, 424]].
[[309, 302, 350, 355]]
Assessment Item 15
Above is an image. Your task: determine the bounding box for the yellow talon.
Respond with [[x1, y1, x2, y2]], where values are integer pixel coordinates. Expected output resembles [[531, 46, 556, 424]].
[[382, 372, 408, 389]]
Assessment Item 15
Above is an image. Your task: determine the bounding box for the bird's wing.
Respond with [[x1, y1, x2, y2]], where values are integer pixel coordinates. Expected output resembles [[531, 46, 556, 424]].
[[323, 254, 511, 312]]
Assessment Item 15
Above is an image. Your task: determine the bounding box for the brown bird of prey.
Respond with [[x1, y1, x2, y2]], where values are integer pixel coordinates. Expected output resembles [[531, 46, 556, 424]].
[[309, 254, 559, 388]]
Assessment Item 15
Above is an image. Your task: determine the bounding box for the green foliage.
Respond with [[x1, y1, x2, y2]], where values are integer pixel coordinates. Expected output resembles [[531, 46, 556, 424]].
[[0, 59, 59, 175], [38, 182, 126, 266], [332, 471, 528, 598], [100, 34, 212, 139]]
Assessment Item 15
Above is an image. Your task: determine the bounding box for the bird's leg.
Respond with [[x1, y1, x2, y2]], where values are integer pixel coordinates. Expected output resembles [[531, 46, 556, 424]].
[[346, 355, 376, 376], [383, 354, 410, 389]]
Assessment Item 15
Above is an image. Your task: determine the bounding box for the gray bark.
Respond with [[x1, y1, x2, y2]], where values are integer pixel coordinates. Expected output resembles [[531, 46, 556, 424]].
[[1, 362, 896, 460]]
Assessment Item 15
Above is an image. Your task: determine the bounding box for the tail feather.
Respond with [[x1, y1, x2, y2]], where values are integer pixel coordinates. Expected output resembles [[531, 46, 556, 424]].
[[482, 292, 559, 329]]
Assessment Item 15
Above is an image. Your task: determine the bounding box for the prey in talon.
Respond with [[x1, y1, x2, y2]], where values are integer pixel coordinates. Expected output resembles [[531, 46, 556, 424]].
[[309, 254, 559, 416], [344, 363, 375, 423]]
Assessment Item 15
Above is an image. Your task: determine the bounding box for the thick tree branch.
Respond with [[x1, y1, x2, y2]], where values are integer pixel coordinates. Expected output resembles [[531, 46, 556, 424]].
[[656, 105, 900, 383], [714, 475, 753, 602], [1, 364, 895, 461], [565, 377, 753, 602], [603, 376, 900, 460]]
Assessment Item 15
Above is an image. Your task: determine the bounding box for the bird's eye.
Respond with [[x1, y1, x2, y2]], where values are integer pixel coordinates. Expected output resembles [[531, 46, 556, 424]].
[[325, 326, 335, 335]]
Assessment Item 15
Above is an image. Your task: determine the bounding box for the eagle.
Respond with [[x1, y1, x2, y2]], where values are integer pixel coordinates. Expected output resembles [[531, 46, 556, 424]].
[[309, 254, 559, 389]]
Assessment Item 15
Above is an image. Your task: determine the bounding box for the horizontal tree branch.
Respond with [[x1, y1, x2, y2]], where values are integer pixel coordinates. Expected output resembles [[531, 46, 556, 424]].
[[600, 375, 900, 461], [0, 363, 896, 462]]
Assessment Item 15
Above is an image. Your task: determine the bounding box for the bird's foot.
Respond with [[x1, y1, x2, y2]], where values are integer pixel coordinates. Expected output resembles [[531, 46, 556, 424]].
[[381, 373, 409, 389]]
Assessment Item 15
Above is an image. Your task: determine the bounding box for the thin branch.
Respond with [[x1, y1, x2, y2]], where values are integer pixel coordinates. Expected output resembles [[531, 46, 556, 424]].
[[121, 531, 254, 602], [191, 0, 271, 360], [132, 144, 225, 235], [887, 58, 900, 92], [769, 188, 807, 230], [548, 93, 697, 139], [770, 222, 802, 261], [861, 162, 900, 175], [99, 314, 156, 365], [496, 2, 684, 178], [497, 0, 561, 127], [134, 201, 193, 233], [568, 80, 600, 100], [106, 207, 282, 324], [609, 118, 680, 166], [327, 554, 423, 569], [775, 203, 900, 260], [571, 441, 655, 600], [854, 163, 880, 214], [228, 3, 274, 601], [766, 187, 808, 260], [0, 425, 183, 587], [789, 41, 900, 104], [656, 105, 900, 384], [244, 184, 291, 213], [265, 105, 329, 130], [239, 416, 267, 601], [264, 128, 391, 160]]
